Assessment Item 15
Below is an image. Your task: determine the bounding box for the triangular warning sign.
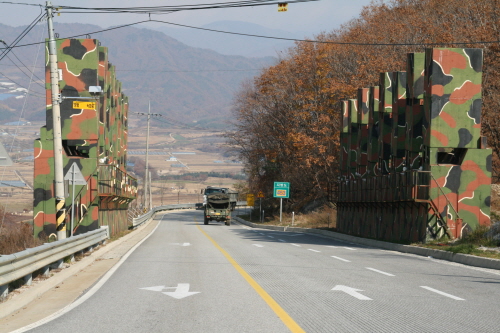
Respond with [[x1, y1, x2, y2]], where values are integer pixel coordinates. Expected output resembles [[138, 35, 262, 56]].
[[64, 162, 87, 185]]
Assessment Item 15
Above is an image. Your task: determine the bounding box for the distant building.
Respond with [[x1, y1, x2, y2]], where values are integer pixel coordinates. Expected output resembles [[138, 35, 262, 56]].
[[4, 121, 30, 126]]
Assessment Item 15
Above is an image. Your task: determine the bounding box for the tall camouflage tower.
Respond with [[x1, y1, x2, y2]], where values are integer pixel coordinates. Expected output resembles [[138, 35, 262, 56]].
[[33, 38, 137, 239], [337, 48, 491, 243]]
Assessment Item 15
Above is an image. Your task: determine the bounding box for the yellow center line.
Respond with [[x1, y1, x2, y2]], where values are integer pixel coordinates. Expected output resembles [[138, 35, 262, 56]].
[[196, 220, 305, 333]]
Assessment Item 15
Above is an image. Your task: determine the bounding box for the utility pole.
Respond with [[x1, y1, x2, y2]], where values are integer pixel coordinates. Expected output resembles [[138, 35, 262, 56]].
[[46, 2, 66, 239], [135, 102, 161, 211]]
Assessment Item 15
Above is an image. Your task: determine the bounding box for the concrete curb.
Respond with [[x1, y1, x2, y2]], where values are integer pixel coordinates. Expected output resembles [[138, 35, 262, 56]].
[[233, 217, 500, 271]]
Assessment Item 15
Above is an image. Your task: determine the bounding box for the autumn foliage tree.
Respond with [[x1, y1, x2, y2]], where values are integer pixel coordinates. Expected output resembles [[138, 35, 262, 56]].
[[227, 0, 500, 212]]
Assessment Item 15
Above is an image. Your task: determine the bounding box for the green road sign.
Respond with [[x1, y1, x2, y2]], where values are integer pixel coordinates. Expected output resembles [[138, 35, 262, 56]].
[[273, 182, 290, 198]]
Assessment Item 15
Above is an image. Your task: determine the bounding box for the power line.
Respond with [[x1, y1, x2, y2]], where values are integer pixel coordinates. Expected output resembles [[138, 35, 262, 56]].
[[0, 71, 45, 97], [2, 17, 499, 50], [0, 1, 41, 6], [0, 11, 46, 62], [145, 113, 219, 132], [1, 52, 46, 90], [0, 20, 150, 51], [54, 0, 319, 13]]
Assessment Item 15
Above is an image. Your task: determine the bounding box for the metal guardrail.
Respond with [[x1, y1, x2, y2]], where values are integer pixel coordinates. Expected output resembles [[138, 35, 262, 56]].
[[132, 204, 197, 228], [0, 226, 109, 300]]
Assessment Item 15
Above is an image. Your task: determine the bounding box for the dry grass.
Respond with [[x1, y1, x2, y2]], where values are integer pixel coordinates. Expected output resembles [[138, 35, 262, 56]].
[[242, 205, 337, 230], [0, 221, 44, 255]]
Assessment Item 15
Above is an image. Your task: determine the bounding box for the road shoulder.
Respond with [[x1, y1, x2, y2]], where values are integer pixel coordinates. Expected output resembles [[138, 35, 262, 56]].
[[0, 215, 161, 333]]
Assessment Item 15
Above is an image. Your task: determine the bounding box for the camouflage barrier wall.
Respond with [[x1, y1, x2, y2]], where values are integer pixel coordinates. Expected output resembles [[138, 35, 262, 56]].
[[337, 48, 491, 243], [34, 39, 137, 239]]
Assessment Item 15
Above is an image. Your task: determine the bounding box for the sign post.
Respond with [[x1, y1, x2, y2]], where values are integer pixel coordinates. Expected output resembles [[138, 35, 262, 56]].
[[273, 182, 289, 223], [64, 163, 86, 236], [257, 191, 265, 222]]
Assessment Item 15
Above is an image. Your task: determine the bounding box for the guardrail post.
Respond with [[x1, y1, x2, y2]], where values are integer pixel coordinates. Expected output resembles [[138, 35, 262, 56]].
[[0, 284, 8, 300], [23, 273, 32, 286], [50, 259, 63, 269], [41, 265, 50, 277]]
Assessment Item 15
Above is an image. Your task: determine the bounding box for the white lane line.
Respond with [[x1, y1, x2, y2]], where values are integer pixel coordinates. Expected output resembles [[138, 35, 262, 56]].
[[326, 245, 356, 250], [268, 236, 275, 239], [420, 286, 464, 300], [259, 233, 265, 235], [365, 267, 395, 276], [291, 243, 301, 247], [278, 239, 286, 242], [253, 244, 264, 248], [308, 249, 321, 253], [331, 255, 351, 262]]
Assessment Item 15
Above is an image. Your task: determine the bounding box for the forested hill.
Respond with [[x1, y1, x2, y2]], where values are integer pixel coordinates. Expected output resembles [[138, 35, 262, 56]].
[[0, 23, 276, 128]]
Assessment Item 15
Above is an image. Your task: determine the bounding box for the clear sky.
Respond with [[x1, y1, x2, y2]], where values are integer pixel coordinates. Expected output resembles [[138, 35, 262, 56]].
[[0, 0, 375, 36]]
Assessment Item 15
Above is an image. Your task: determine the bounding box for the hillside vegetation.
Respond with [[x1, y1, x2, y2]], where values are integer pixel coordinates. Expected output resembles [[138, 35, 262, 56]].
[[227, 0, 500, 212]]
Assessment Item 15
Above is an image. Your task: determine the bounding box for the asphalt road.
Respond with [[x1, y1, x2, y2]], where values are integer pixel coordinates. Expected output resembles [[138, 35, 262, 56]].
[[19, 210, 500, 332]]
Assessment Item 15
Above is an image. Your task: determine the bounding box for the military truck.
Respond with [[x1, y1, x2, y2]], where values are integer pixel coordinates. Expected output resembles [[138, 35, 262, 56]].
[[201, 186, 238, 211], [204, 192, 232, 225]]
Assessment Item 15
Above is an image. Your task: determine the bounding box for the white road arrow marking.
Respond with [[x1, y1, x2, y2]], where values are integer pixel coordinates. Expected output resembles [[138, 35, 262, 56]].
[[331, 255, 350, 262], [308, 249, 321, 253], [291, 243, 301, 247], [343, 247, 356, 251], [253, 244, 264, 247], [420, 286, 464, 300], [163, 283, 200, 299], [331, 285, 372, 300], [140, 283, 200, 299], [366, 267, 394, 276]]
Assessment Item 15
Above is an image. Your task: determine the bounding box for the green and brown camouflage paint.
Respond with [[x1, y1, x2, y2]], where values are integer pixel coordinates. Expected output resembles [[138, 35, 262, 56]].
[[357, 88, 370, 178], [337, 48, 491, 242], [367, 86, 380, 177], [34, 39, 137, 239], [391, 71, 407, 173]]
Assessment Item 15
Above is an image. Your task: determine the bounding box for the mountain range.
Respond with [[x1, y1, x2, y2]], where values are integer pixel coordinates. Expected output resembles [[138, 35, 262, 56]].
[[0, 22, 279, 128]]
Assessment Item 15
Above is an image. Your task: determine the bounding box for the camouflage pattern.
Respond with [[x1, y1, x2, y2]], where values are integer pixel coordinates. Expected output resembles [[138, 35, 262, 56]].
[[348, 99, 359, 179], [337, 48, 491, 243], [406, 52, 425, 170], [367, 86, 380, 177], [356, 88, 370, 178], [378, 72, 393, 175], [339, 100, 350, 180], [424, 48, 490, 237], [34, 39, 137, 239], [391, 71, 407, 173]]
